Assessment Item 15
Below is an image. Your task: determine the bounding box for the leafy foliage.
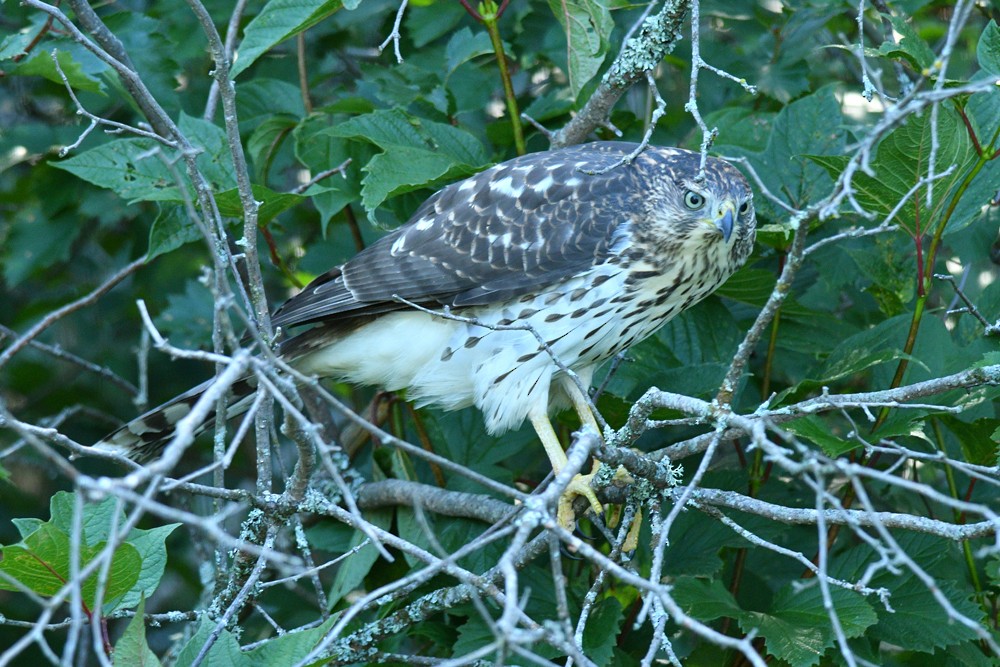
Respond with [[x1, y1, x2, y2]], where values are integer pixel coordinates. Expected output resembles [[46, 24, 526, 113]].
[[1, 0, 999, 665]]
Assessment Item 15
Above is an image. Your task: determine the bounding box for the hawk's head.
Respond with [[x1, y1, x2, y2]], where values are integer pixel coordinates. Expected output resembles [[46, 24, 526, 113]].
[[632, 148, 756, 272]]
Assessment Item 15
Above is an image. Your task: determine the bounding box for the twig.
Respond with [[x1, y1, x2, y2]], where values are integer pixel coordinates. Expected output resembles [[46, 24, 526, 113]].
[[377, 0, 407, 64]]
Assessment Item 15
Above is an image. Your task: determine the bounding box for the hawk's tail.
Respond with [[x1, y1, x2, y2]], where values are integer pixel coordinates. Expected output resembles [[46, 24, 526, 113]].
[[93, 376, 257, 462]]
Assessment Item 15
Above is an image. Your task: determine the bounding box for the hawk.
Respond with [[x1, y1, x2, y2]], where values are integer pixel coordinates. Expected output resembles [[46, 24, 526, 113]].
[[97, 141, 756, 522]]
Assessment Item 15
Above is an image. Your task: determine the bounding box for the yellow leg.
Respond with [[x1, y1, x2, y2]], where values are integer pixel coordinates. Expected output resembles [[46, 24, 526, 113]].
[[562, 377, 601, 435], [528, 408, 604, 528], [560, 376, 643, 551]]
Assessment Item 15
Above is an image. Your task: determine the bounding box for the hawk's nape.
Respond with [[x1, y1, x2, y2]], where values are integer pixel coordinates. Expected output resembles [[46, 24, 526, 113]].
[[95, 141, 756, 525]]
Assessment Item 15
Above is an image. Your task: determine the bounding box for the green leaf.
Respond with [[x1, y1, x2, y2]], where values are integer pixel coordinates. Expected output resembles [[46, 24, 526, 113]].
[[726, 86, 847, 214], [324, 509, 393, 609], [325, 108, 432, 153], [49, 492, 116, 547], [116, 524, 179, 611], [113, 598, 162, 667], [54, 138, 181, 203], [672, 576, 744, 622], [0, 524, 141, 612], [358, 146, 472, 220], [873, 578, 984, 652], [548, 0, 613, 98], [977, 20, 1000, 76], [0, 17, 42, 61], [708, 108, 775, 154], [53, 493, 177, 609], [881, 16, 936, 72], [451, 614, 497, 661], [237, 78, 307, 132], [214, 184, 305, 226], [147, 204, 201, 259], [173, 617, 243, 667], [230, 0, 348, 79], [247, 115, 298, 179], [11, 518, 43, 540], [939, 416, 1000, 467], [243, 617, 336, 666], [292, 115, 362, 233], [740, 584, 876, 667], [581, 597, 624, 666], [178, 113, 237, 194], [786, 415, 856, 457], [808, 105, 974, 233], [444, 28, 495, 78], [327, 109, 489, 218], [52, 116, 227, 205], [12, 48, 104, 93], [662, 512, 750, 577]]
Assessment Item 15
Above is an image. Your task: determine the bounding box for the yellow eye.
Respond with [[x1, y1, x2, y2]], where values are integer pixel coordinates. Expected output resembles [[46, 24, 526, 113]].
[[684, 191, 705, 210]]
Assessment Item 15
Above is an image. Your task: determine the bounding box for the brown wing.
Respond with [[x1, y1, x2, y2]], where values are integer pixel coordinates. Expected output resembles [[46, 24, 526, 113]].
[[271, 142, 651, 330]]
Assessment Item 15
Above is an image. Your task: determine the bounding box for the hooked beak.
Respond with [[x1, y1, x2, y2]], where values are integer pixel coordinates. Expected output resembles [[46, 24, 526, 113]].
[[714, 205, 735, 243]]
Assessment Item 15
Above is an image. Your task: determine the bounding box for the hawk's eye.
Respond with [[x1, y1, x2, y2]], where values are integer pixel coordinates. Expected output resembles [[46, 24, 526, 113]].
[[684, 191, 705, 210], [739, 201, 751, 215]]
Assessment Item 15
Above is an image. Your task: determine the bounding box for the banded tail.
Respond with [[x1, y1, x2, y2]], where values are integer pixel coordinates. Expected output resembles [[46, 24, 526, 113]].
[[94, 376, 258, 462]]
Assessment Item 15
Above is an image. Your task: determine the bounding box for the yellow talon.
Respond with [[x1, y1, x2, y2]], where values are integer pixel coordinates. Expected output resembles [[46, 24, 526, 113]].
[[557, 463, 605, 529]]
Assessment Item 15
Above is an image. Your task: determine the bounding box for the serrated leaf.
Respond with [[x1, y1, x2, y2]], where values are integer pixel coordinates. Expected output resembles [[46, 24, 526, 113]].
[[325, 109, 489, 217], [237, 78, 307, 132], [177, 113, 237, 194], [452, 614, 496, 660], [808, 106, 974, 232], [724, 87, 847, 215], [358, 146, 474, 220], [113, 598, 161, 667], [231, 0, 348, 79], [419, 118, 490, 167], [326, 108, 429, 151], [54, 138, 181, 203], [662, 513, 750, 577], [581, 597, 624, 665], [548, 0, 612, 98], [214, 184, 305, 226], [873, 578, 983, 652], [0, 20, 39, 61], [740, 584, 876, 667], [327, 109, 489, 164], [978, 20, 1000, 76]]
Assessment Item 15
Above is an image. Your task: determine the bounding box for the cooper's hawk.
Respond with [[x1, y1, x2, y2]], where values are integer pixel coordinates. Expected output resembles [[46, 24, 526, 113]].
[[97, 141, 756, 522]]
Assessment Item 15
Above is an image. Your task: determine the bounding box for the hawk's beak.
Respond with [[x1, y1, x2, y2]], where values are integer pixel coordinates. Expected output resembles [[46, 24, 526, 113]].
[[715, 205, 735, 243]]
